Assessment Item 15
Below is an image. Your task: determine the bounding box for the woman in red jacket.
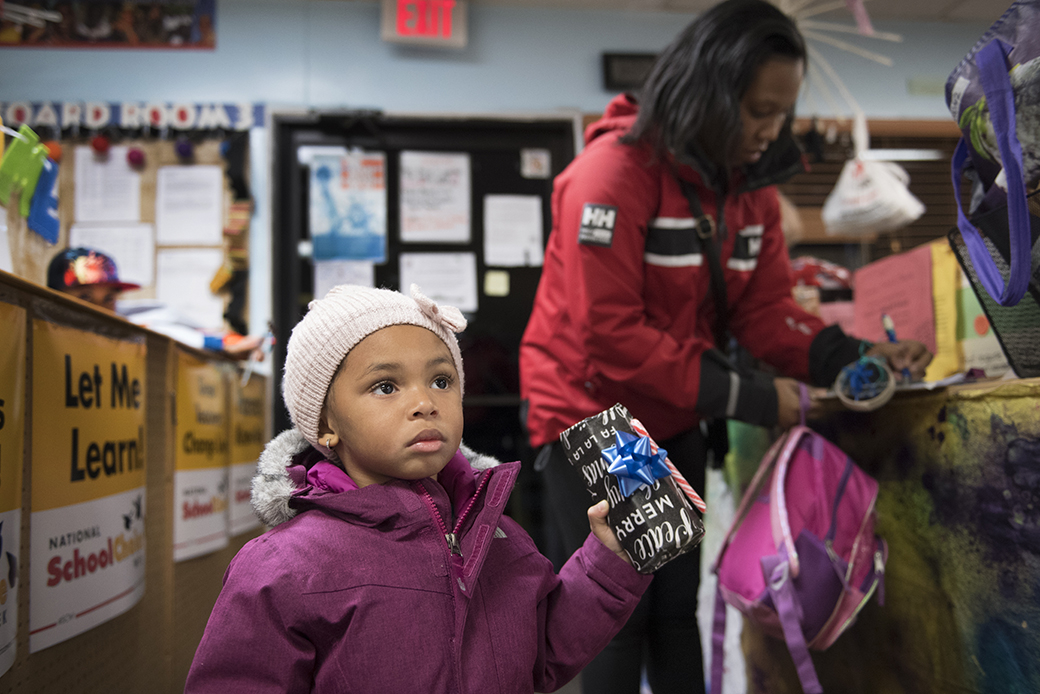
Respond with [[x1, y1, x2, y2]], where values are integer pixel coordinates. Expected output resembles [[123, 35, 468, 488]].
[[519, 1, 930, 692]]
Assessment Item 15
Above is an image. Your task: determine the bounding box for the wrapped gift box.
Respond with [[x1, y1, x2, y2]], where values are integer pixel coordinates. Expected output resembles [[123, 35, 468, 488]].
[[559, 403, 706, 574]]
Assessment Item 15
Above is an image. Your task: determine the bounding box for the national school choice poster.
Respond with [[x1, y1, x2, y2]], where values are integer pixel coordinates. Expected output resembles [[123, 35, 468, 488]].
[[0, 302, 26, 673], [29, 321, 146, 653], [173, 350, 230, 561]]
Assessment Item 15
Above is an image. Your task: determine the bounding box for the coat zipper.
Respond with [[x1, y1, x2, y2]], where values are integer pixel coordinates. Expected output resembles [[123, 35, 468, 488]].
[[415, 470, 493, 589]]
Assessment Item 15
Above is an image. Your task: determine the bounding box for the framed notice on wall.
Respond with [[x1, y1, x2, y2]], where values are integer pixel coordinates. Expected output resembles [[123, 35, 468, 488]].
[[0, 303, 25, 674], [29, 321, 147, 654], [172, 350, 229, 561]]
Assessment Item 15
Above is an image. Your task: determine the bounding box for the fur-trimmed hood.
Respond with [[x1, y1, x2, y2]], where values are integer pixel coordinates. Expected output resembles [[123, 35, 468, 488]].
[[250, 428, 502, 527]]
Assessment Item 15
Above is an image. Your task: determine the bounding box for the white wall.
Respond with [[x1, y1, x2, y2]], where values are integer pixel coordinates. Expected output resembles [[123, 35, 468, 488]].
[[2, 0, 990, 119]]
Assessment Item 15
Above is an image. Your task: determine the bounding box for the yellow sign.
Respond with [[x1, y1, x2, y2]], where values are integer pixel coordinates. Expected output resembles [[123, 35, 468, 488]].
[[175, 350, 228, 472], [31, 321, 146, 513], [925, 240, 964, 382], [0, 303, 26, 515], [231, 375, 266, 466], [228, 374, 266, 535]]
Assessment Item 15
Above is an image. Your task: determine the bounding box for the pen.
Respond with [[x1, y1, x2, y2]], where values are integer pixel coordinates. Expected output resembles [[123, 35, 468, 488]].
[[881, 314, 912, 382], [241, 323, 276, 387]]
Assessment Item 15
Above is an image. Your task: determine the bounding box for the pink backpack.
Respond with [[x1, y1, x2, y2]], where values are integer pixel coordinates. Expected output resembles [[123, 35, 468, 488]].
[[710, 390, 887, 694]]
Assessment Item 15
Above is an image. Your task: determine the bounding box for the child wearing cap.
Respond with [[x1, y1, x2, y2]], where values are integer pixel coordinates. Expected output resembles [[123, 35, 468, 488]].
[[185, 284, 651, 694], [46, 247, 263, 360], [46, 247, 141, 312]]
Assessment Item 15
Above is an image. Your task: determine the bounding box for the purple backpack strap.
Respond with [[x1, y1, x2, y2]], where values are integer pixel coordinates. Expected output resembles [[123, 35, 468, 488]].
[[710, 586, 728, 693], [761, 553, 824, 694], [823, 456, 857, 591], [799, 383, 810, 427]]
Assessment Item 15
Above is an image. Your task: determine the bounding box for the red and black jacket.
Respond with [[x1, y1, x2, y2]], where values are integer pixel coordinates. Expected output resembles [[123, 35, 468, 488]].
[[519, 94, 863, 448]]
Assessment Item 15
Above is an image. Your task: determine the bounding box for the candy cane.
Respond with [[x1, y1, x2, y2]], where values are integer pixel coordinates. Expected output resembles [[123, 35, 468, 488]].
[[630, 418, 707, 514]]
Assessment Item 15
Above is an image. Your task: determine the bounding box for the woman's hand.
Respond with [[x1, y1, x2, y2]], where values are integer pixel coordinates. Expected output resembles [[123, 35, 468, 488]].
[[588, 500, 633, 566], [222, 334, 266, 362], [866, 340, 933, 382], [774, 377, 820, 429]]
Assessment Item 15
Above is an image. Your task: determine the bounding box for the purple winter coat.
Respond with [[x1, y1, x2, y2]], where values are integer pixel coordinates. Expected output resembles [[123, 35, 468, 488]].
[[185, 429, 652, 693]]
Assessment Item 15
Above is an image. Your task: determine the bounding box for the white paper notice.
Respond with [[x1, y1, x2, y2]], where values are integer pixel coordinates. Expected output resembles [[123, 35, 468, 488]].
[[0, 206, 11, 273], [156, 166, 224, 245], [155, 248, 225, 330], [69, 223, 155, 287], [399, 252, 478, 313], [74, 145, 141, 223], [400, 151, 471, 243], [314, 259, 376, 300], [483, 195, 544, 267], [520, 148, 552, 179]]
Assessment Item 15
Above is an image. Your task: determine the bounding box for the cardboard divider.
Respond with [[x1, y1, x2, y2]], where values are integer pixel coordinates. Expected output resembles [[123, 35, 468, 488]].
[[0, 269, 269, 694]]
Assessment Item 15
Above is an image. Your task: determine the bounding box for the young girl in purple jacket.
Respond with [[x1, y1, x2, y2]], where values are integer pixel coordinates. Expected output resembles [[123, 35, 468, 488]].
[[185, 284, 651, 694]]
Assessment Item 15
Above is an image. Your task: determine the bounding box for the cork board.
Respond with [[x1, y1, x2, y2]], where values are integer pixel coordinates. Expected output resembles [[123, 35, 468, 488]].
[[4, 137, 247, 328]]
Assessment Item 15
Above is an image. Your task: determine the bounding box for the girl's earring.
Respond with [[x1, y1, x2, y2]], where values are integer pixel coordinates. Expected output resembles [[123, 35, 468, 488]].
[[325, 436, 333, 447]]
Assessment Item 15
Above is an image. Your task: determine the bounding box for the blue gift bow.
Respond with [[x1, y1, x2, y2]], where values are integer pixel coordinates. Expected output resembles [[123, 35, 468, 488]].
[[602, 430, 671, 498]]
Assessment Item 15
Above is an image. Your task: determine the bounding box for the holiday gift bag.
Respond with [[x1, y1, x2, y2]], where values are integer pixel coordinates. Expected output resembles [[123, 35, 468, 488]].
[[946, 1, 1040, 307], [559, 403, 706, 574]]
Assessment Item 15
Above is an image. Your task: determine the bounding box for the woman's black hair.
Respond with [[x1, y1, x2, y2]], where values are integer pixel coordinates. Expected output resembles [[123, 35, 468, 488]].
[[624, 0, 806, 172]]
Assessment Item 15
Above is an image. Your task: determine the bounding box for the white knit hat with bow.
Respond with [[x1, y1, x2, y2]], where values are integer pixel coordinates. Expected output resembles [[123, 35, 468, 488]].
[[282, 284, 467, 455]]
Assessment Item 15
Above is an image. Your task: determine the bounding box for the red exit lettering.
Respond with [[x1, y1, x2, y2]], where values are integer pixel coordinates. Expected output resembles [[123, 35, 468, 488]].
[[397, 0, 455, 38]]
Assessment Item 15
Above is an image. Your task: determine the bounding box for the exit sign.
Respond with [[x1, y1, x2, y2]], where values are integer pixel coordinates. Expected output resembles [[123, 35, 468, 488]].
[[381, 0, 468, 49]]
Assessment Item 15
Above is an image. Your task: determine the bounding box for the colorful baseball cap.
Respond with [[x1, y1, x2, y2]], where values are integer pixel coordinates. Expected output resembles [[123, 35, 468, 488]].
[[46, 247, 141, 292]]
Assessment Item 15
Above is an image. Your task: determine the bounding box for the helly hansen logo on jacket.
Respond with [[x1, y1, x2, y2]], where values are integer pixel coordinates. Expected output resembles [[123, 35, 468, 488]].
[[729, 224, 764, 271], [578, 203, 618, 247]]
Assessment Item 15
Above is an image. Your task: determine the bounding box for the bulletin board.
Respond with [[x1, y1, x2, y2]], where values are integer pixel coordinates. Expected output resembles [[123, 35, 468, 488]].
[[270, 111, 578, 540], [3, 133, 251, 335], [271, 113, 577, 450]]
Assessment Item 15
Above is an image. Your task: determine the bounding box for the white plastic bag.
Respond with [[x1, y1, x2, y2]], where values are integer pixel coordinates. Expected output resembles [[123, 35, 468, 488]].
[[822, 114, 926, 236], [822, 158, 925, 235]]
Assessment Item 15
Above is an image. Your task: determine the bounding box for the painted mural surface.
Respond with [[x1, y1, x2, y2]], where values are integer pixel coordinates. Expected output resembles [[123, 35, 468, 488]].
[[736, 382, 1040, 693]]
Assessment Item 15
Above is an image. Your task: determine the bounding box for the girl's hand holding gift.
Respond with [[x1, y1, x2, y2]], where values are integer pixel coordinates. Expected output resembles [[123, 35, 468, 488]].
[[588, 500, 633, 567]]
